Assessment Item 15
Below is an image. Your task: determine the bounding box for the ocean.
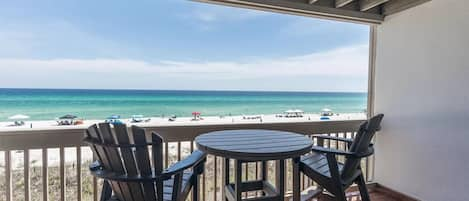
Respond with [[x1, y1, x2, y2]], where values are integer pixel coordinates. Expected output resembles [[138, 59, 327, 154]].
[[0, 88, 367, 121]]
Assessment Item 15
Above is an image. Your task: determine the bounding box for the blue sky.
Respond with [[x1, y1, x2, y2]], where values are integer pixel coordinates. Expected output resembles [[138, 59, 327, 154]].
[[0, 0, 370, 92]]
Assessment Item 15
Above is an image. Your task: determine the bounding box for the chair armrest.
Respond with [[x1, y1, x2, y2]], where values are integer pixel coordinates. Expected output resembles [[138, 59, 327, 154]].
[[312, 135, 374, 147], [356, 145, 374, 157], [311, 144, 375, 158], [89, 151, 207, 181], [311, 146, 355, 156], [91, 169, 162, 182], [312, 135, 354, 144], [162, 150, 206, 178], [90, 161, 163, 182]]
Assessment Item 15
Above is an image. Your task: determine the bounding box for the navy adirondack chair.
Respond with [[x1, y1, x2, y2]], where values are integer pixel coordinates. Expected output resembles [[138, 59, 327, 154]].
[[300, 114, 384, 201], [84, 123, 206, 201]]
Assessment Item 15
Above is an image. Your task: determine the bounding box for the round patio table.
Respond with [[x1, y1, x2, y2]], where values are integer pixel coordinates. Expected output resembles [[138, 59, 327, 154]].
[[195, 129, 313, 201]]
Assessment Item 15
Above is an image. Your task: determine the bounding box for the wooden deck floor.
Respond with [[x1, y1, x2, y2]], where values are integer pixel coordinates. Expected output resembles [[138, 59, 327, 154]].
[[317, 191, 401, 201], [285, 184, 416, 201], [315, 186, 416, 201]]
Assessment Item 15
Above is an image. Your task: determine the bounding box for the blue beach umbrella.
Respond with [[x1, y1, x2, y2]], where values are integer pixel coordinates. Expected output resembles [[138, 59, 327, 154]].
[[106, 115, 123, 125], [108, 115, 121, 119]]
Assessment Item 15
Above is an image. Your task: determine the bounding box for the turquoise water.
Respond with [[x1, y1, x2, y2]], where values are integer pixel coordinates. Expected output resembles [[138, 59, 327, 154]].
[[0, 88, 367, 121]]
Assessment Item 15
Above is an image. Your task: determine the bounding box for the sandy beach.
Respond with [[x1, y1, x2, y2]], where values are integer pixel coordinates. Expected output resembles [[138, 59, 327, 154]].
[[0, 113, 366, 132]]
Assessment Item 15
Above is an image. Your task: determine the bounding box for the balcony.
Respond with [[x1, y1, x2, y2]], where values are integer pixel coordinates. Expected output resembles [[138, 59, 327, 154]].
[[0, 0, 465, 200], [0, 119, 385, 201]]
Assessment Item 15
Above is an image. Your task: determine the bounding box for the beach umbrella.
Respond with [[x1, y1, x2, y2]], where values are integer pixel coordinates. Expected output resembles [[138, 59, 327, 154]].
[[285, 109, 294, 113], [8, 114, 30, 120], [59, 114, 77, 119], [108, 115, 121, 119], [322, 108, 332, 112], [132, 114, 144, 118], [192, 112, 201, 119], [321, 108, 333, 116], [292, 109, 304, 113]]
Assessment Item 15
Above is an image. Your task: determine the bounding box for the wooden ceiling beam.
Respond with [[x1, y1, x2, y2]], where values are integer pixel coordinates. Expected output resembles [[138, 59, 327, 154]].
[[360, 0, 389, 11], [335, 0, 355, 8]]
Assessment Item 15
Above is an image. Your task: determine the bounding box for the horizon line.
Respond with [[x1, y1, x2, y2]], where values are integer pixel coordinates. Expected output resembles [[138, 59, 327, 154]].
[[0, 87, 367, 94]]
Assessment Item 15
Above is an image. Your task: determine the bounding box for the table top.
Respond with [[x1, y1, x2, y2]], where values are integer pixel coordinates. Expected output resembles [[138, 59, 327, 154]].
[[195, 129, 313, 161]]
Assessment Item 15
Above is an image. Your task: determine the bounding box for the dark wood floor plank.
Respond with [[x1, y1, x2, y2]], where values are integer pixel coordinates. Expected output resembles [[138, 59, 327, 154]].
[[311, 185, 417, 201]]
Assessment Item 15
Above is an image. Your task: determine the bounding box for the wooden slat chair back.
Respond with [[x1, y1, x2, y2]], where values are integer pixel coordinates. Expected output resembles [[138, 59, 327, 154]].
[[299, 114, 384, 201], [341, 114, 383, 183], [84, 123, 206, 201]]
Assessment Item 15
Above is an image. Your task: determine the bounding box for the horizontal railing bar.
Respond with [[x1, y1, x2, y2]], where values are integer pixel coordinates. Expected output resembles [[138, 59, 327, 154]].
[[0, 129, 86, 150], [0, 120, 363, 150]]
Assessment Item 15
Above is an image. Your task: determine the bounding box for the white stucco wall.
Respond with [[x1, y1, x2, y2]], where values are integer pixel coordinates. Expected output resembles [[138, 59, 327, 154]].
[[374, 0, 469, 200]]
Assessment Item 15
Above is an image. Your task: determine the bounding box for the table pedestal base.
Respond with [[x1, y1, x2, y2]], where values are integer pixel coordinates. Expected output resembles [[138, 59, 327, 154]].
[[224, 159, 289, 201], [225, 180, 282, 201]]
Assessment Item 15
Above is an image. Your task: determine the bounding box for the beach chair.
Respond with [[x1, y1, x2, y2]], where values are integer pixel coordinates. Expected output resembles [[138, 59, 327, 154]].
[[299, 114, 383, 201], [14, 120, 25, 126], [83, 123, 206, 201]]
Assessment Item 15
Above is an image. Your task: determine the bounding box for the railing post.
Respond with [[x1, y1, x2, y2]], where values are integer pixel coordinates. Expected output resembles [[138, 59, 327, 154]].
[[24, 150, 30, 201], [317, 137, 324, 147], [5, 150, 11, 201], [42, 149, 48, 201], [276, 160, 285, 199], [60, 146, 65, 201], [214, 156, 218, 200], [222, 158, 229, 200], [77, 146, 82, 201], [177, 142, 181, 161], [92, 153, 98, 201], [165, 142, 169, 168]]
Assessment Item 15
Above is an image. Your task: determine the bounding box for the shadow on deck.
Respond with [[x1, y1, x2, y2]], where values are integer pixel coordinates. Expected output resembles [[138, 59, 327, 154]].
[[315, 185, 418, 201]]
